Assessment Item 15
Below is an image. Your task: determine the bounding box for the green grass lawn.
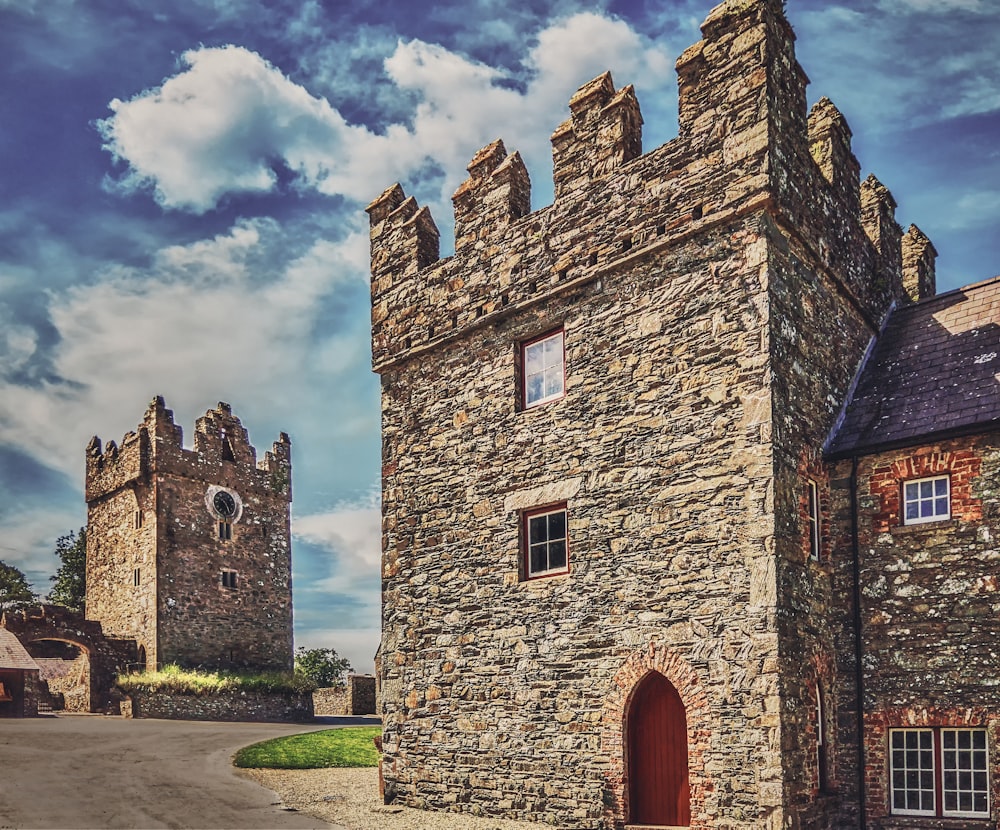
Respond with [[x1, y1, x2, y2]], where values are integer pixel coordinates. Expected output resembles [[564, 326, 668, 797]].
[[233, 726, 382, 769]]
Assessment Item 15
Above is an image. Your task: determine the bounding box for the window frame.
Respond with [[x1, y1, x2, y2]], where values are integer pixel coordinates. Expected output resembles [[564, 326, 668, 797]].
[[218, 520, 232, 541], [807, 480, 821, 561], [220, 569, 238, 590], [521, 328, 566, 410], [522, 503, 569, 580], [902, 475, 950, 526], [889, 727, 990, 819]]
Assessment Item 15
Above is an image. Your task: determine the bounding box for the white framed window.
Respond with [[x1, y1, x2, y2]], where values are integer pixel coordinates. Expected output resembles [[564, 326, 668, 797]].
[[807, 480, 821, 560], [522, 329, 565, 409], [890, 727, 989, 818], [903, 475, 950, 525], [523, 504, 568, 579]]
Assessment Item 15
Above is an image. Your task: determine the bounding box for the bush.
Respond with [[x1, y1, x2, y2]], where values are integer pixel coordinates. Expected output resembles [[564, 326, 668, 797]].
[[117, 664, 317, 696]]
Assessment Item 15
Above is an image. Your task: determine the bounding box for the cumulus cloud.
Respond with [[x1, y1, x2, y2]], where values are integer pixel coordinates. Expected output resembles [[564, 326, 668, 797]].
[[0, 217, 370, 482], [97, 13, 677, 216], [294, 490, 381, 595]]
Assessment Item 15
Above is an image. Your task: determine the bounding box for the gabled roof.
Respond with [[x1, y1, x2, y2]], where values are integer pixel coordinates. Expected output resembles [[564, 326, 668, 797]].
[[0, 627, 39, 671], [827, 276, 1000, 458]]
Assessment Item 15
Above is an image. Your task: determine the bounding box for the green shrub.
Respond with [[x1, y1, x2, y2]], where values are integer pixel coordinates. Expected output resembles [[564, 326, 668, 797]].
[[116, 664, 317, 696]]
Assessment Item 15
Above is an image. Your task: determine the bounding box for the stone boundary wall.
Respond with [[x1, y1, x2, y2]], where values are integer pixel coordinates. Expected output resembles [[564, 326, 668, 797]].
[[313, 675, 377, 715], [125, 689, 313, 722]]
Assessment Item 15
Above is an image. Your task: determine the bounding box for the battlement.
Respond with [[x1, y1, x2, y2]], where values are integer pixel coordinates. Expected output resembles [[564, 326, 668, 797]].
[[85, 397, 292, 503], [368, 0, 934, 370]]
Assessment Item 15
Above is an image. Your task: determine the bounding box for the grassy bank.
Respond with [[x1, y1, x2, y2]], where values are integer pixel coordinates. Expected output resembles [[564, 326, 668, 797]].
[[234, 726, 382, 769], [117, 663, 317, 696]]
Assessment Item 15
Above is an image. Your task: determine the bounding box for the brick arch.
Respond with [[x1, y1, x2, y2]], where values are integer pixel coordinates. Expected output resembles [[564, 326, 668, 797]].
[[601, 642, 711, 829]]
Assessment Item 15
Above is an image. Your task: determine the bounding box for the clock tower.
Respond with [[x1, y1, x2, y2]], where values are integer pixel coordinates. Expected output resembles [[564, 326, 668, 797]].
[[84, 397, 293, 673]]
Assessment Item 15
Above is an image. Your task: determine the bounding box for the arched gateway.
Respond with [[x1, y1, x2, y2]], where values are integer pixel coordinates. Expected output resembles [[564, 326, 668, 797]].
[[0, 605, 136, 713]]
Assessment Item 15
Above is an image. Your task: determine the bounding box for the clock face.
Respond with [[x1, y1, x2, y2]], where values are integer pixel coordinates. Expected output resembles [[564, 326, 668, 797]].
[[213, 490, 237, 518]]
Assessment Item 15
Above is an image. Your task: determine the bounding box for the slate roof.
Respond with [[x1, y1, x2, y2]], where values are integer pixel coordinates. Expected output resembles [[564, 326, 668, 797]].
[[0, 627, 39, 671], [827, 275, 1000, 458]]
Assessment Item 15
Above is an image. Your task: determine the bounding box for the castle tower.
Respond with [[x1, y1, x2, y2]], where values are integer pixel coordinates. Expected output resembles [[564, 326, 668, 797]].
[[84, 397, 293, 672], [370, 0, 939, 828]]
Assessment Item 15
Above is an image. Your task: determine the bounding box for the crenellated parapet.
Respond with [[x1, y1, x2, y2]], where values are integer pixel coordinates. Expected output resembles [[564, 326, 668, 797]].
[[453, 139, 530, 252], [85, 397, 292, 504], [551, 73, 642, 201], [368, 0, 935, 372]]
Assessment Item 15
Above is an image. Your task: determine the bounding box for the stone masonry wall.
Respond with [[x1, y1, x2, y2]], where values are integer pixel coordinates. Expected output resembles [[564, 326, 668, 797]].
[[126, 689, 314, 723], [380, 213, 778, 829], [829, 433, 1000, 829], [314, 676, 377, 716]]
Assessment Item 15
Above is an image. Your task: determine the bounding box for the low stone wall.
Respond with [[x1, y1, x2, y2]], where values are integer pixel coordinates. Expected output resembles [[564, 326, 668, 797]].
[[126, 689, 313, 722], [312, 675, 377, 716]]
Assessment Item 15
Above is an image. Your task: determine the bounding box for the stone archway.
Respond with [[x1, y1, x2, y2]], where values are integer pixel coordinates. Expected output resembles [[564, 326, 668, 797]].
[[24, 638, 92, 712], [0, 605, 137, 713]]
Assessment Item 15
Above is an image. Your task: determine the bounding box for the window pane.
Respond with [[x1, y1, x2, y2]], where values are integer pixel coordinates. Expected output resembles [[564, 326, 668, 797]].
[[526, 374, 544, 404], [920, 480, 933, 498], [905, 482, 918, 500], [544, 367, 563, 398], [935, 497, 948, 515], [548, 541, 566, 569], [525, 342, 543, 374], [548, 510, 566, 540], [906, 503, 919, 520], [936, 478, 949, 496], [530, 544, 546, 574], [543, 334, 561, 366], [920, 501, 933, 517], [529, 516, 546, 544]]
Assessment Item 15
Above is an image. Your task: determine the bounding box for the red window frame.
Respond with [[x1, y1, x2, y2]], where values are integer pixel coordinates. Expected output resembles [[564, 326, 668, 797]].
[[521, 328, 565, 410], [522, 503, 569, 579]]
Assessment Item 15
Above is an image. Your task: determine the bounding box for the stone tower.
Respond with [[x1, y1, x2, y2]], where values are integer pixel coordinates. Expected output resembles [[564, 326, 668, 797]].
[[369, 0, 938, 828], [85, 397, 293, 673]]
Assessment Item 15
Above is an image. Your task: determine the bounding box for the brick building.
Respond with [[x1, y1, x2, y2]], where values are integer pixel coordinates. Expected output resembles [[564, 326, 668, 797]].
[[85, 397, 293, 672], [369, 0, 999, 828]]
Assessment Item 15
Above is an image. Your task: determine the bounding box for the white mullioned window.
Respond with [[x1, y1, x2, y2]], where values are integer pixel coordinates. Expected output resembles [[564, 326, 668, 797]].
[[902, 475, 950, 525], [522, 329, 565, 408], [889, 727, 989, 818], [807, 480, 821, 560], [524, 504, 568, 579]]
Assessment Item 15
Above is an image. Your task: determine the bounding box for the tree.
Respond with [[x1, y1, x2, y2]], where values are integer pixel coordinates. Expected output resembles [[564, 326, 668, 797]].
[[294, 646, 353, 687], [48, 528, 86, 612], [0, 561, 38, 612]]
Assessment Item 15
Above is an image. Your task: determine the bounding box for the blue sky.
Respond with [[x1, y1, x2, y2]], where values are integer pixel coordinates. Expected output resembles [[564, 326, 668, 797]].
[[2, 0, 998, 671]]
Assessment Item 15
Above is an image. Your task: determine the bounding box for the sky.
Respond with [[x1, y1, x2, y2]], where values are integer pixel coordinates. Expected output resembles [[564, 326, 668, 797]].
[[1, 0, 998, 673]]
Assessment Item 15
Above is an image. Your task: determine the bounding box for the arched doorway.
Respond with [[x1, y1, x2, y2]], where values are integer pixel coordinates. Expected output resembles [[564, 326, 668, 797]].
[[627, 671, 690, 826]]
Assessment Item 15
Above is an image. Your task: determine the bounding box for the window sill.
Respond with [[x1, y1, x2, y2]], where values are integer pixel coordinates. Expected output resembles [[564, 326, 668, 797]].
[[890, 518, 960, 536], [879, 816, 992, 829]]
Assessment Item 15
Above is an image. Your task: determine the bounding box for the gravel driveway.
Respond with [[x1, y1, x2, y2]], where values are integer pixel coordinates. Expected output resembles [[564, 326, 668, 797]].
[[242, 767, 550, 830]]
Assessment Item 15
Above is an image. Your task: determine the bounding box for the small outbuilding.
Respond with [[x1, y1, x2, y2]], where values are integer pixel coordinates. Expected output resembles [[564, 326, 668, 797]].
[[0, 627, 41, 717]]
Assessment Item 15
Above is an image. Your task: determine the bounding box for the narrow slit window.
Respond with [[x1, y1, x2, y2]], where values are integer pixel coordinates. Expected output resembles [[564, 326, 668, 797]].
[[221, 570, 238, 590], [807, 480, 821, 560], [133, 568, 141, 588], [219, 521, 232, 541], [134, 510, 143, 529]]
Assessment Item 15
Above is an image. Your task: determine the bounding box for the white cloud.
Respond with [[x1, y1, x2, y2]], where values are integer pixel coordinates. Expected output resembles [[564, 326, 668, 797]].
[[97, 13, 678, 216], [0, 506, 83, 591], [294, 491, 381, 596], [0, 218, 370, 482], [877, 0, 989, 12]]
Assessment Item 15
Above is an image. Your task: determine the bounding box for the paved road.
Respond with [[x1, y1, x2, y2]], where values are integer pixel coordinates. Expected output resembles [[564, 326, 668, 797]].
[[0, 714, 340, 829]]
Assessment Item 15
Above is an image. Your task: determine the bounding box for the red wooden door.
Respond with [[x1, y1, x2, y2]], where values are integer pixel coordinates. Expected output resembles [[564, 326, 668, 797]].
[[628, 671, 690, 826]]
